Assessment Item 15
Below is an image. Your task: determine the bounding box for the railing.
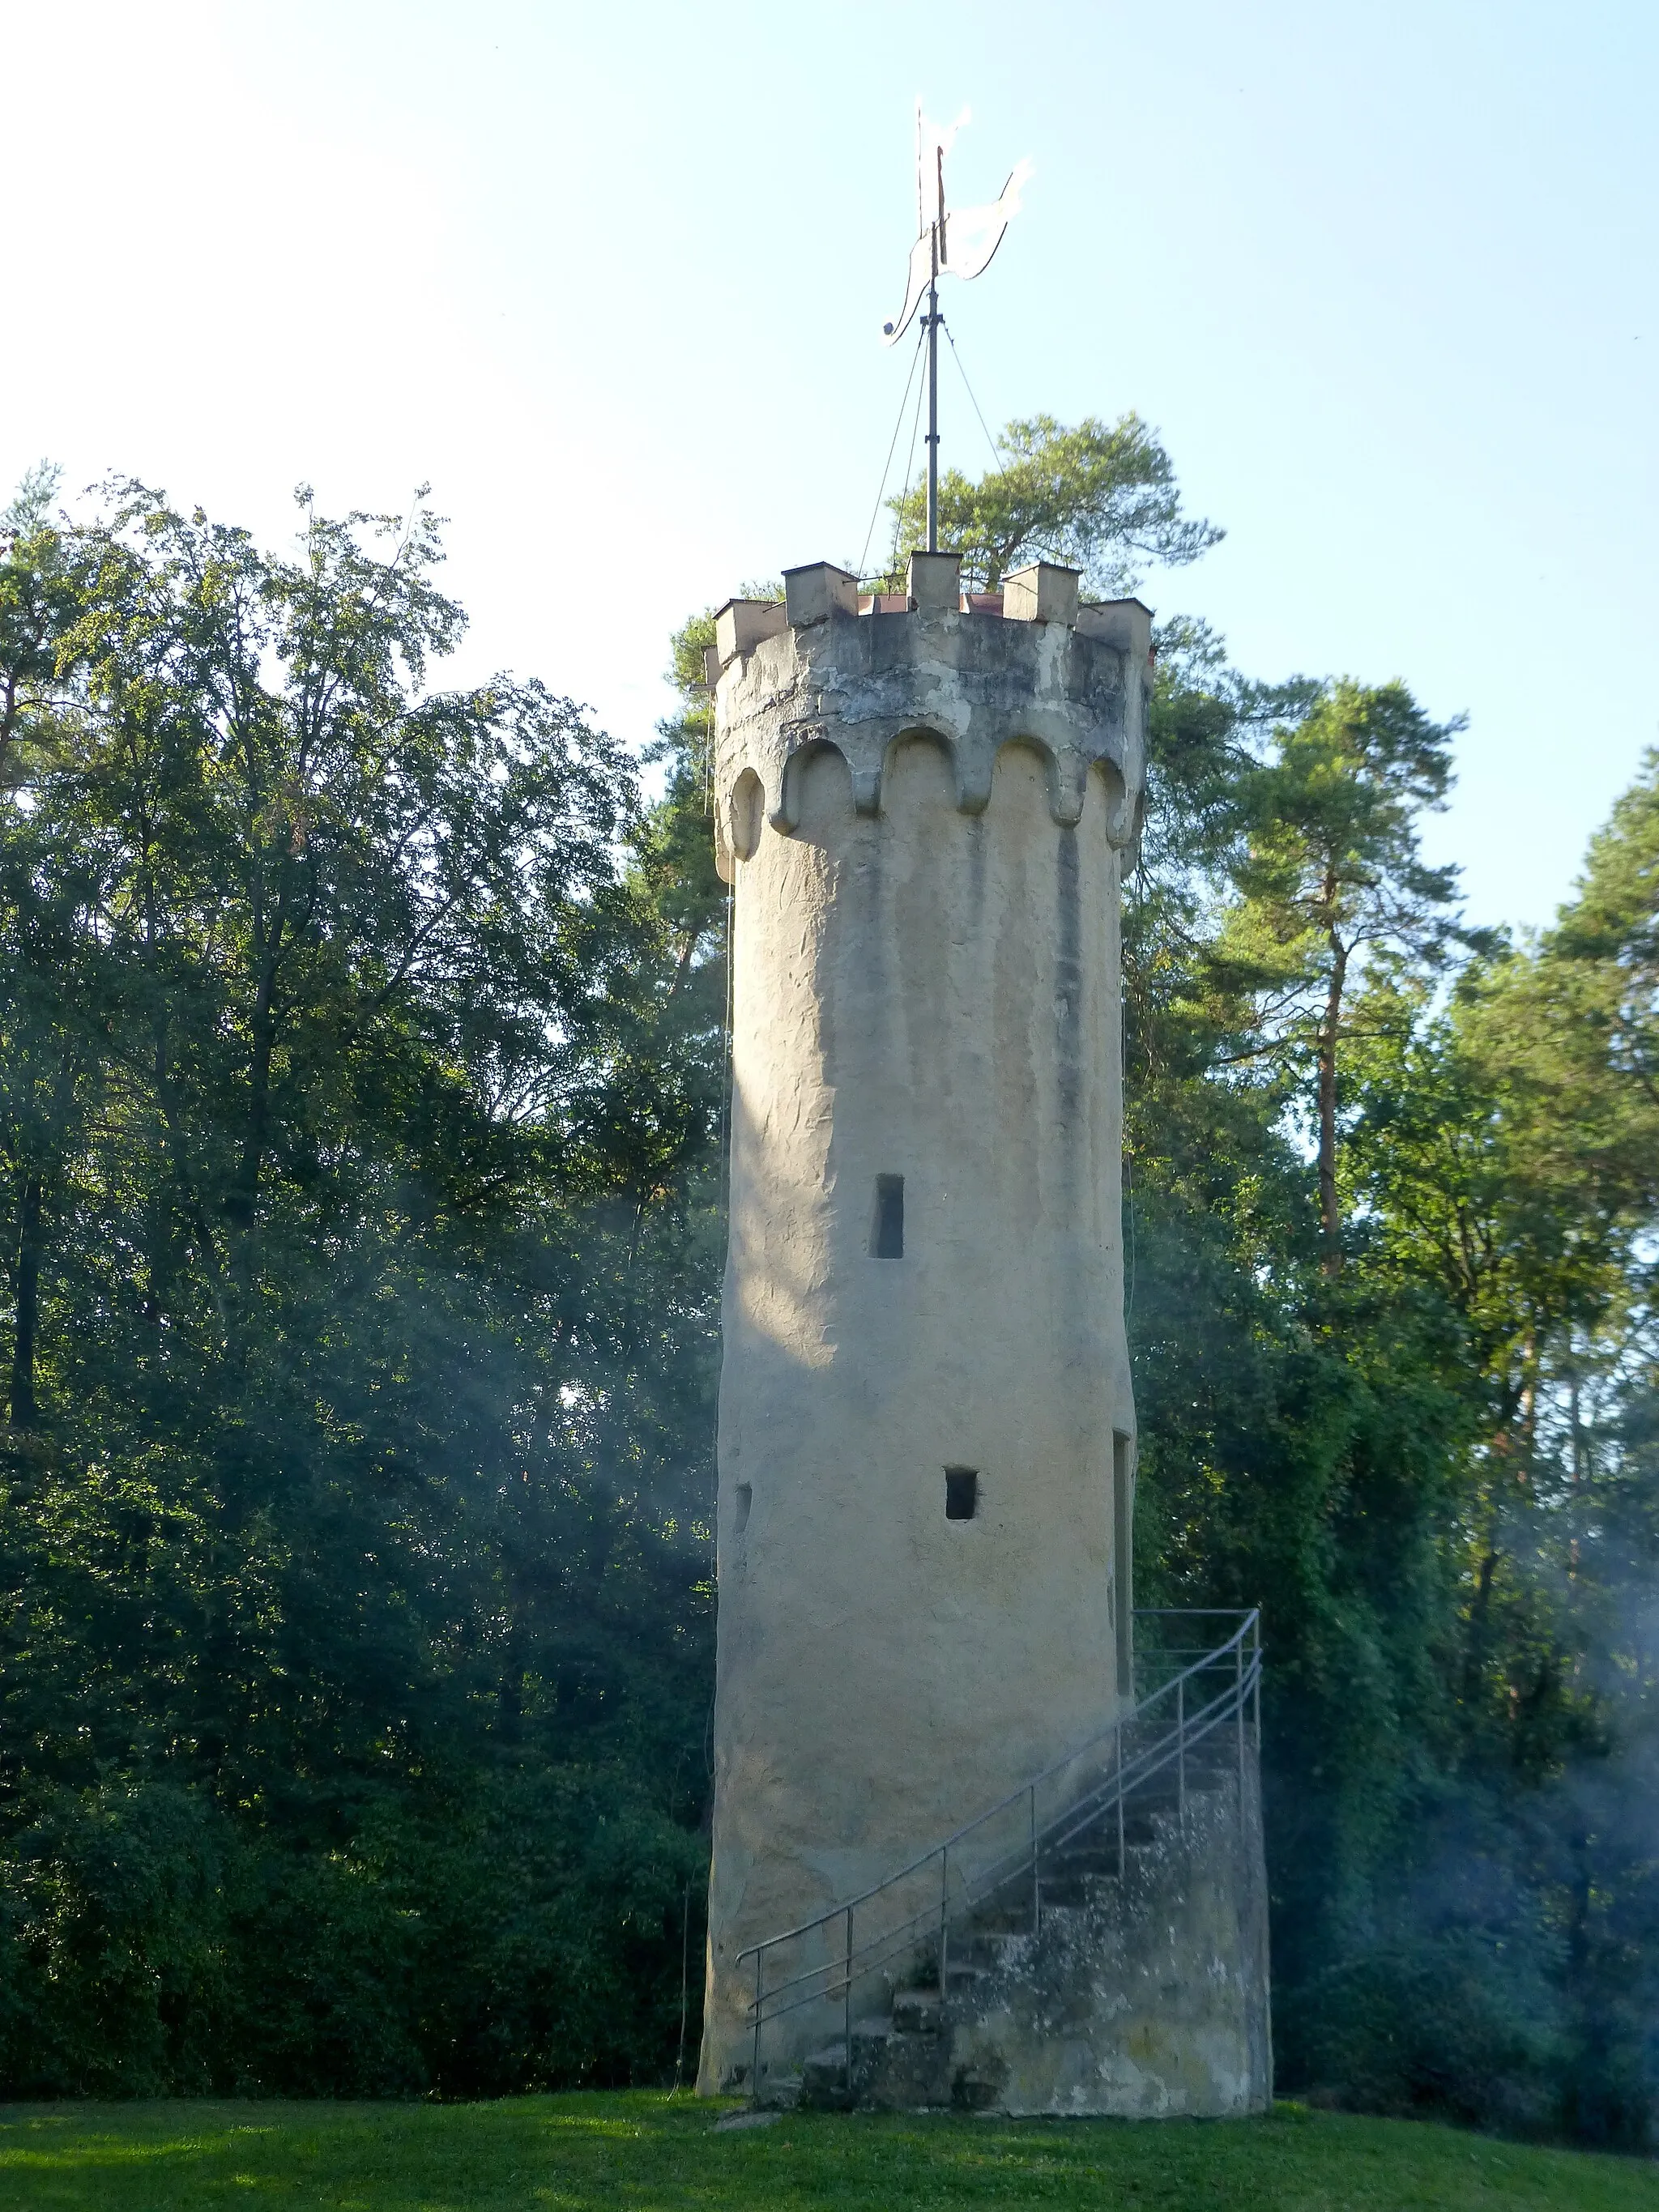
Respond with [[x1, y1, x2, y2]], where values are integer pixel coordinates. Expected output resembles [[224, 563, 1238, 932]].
[[737, 1607, 1262, 2103]]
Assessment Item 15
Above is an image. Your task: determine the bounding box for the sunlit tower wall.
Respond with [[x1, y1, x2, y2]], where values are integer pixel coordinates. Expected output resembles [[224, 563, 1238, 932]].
[[698, 553, 1151, 2094]]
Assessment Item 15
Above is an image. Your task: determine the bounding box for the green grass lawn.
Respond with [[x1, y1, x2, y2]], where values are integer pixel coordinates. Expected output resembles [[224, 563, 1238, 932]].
[[0, 2092, 1653, 2211]]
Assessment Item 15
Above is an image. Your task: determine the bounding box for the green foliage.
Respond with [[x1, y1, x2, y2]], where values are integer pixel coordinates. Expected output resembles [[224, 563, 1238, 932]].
[[0, 460, 75, 791], [1129, 629, 1659, 2143], [0, 478, 721, 2097], [1208, 679, 1478, 1271], [883, 412, 1222, 593]]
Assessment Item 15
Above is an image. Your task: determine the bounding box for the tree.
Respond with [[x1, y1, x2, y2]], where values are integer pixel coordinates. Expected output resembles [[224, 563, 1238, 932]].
[[883, 413, 1222, 593], [1308, 753, 1659, 2139], [0, 476, 721, 2095], [1550, 750, 1659, 1121], [0, 461, 77, 791], [1350, 754, 1659, 1460], [1213, 680, 1475, 1273]]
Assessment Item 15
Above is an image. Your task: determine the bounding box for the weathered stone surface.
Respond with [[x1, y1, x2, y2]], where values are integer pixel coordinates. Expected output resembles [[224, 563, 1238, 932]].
[[943, 1766, 1270, 2116], [791, 1767, 1270, 2118]]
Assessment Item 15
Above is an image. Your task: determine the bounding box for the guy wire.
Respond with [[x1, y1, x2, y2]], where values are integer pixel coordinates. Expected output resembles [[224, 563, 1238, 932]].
[[857, 321, 928, 585], [888, 336, 931, 586], [944, 320, 1004, 481]]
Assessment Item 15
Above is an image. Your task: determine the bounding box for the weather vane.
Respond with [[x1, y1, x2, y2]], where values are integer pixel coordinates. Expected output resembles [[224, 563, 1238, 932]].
[[883, 105, 1033, 555]]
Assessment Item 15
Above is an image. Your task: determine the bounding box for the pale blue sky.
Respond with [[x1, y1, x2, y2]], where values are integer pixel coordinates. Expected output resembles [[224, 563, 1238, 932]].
[[5, 1, 1654, 928]]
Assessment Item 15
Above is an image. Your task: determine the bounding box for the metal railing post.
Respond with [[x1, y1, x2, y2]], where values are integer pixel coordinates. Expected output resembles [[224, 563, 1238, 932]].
[[1030, 1785, 1039, 1933], [1177, 1675, 1186, 1825], [843, 1906, 854, 2105], [752, 1949, 762, 2106], [1115, 1720, 1125, 1878], [939, 1848, 949, 2001], [1235, 1631, 1246, 1829]]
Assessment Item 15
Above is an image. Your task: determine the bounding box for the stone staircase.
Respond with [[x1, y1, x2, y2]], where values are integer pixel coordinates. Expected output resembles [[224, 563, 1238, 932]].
[[740, 1613, 1271, 2118]]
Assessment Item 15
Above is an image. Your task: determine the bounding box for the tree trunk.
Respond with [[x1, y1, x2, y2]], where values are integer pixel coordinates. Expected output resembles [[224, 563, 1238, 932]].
[[1317, 934, 1348, 1276], [8, 1170, 42, 1428], [1461, 1541, 1499, 1707]]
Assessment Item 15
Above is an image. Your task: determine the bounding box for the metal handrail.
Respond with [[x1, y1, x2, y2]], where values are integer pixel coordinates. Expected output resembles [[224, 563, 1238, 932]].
[[743, 1651, 1259, 2026], [745, 1664, 1259, 2031], [736, 1606, 1262, 2100]]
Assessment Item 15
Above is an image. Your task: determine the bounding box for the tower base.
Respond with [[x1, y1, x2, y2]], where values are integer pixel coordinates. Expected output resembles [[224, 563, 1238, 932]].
[[759, 1761, 1271, 2118]]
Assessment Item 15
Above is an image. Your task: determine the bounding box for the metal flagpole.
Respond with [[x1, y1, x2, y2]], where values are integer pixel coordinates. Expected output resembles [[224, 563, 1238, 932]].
[[926, 147, 942, 552], [880, 109, 1031, 565], [926, 258, 940, 552]]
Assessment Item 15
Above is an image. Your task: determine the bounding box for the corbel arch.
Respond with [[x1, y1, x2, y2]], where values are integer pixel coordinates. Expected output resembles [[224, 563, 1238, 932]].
[[727, 765, 765, 862], [771, 738, 856, 835], [995, 733, 1088, 827], [1089, 755, 1134, 847], [878, 724, 962, 817]]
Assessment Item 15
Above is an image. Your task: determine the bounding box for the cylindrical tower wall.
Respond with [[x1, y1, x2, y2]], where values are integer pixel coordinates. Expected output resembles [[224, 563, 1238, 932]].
[[699, 577, 1147, 2092]]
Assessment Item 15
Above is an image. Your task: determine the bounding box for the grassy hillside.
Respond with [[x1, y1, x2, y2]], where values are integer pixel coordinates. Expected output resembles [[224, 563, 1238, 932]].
[[0, 2093, 1655, 2210]]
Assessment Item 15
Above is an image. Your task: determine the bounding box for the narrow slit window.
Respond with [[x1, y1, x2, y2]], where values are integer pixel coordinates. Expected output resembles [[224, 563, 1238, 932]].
[[872, 1174, 905, 1259], [945, 1467, 979, 1520], [733, 1482, 753, 1535]]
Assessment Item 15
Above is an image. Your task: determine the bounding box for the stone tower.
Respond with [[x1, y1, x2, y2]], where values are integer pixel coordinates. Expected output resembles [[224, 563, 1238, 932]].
[[697, 551, 1163, 2097]]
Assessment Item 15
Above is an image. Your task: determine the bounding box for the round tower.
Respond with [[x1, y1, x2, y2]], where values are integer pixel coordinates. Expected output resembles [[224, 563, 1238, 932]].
[[698, 552, 1151, 2095]]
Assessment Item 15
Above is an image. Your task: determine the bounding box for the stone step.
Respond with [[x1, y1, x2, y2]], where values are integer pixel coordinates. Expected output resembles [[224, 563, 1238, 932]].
[[943, 1789, 1232, 1916], [966, 1897, 1037, 1930], [800, 2046, 851, 2104], [800, 2021, 954, 2112], [843, 1782, 1239, 2041], [949, 1933, 1022, 1971], [892, 1988, 945, 2034], [1042, 1784, 1227, 1852], [1034, 1879, 1108, 1907]]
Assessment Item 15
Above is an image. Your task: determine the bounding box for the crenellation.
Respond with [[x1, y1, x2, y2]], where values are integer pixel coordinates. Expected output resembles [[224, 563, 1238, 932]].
[[710, 569, 1146, 880], [712, 565, 1156, 684], [714, 596, 788, 666], [781, 561, 860, 628], [1003, 560, 1081, 627], [1076, 595, 1154, 659], [906, 548, 962, 612]]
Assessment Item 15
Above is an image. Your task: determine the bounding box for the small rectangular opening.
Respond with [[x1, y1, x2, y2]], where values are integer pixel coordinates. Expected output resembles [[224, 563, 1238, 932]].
[[733, 1482, 753, 1535], [945, 1467, 978, 1520], [872, 1174, 905, 1259]]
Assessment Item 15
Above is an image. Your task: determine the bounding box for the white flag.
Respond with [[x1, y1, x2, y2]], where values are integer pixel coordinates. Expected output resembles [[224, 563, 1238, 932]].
[[883, 104, 1031, 344]]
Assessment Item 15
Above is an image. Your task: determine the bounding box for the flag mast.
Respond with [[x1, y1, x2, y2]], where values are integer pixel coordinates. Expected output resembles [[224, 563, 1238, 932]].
[[882, 109, 1032, 573], [926, 143, 942, 552]]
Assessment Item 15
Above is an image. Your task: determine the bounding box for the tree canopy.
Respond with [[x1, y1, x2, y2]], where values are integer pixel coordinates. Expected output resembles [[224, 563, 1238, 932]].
[[882, 412, 1222, 594], [0, 480, 723, 2093]]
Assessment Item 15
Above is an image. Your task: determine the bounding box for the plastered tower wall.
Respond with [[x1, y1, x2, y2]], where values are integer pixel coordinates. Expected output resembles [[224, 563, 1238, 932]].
[[699, 556, 1150, 2093]]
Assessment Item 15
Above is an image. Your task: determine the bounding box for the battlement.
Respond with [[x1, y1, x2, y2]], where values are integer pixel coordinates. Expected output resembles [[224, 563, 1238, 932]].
[[710, 554, 1151, 881]]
